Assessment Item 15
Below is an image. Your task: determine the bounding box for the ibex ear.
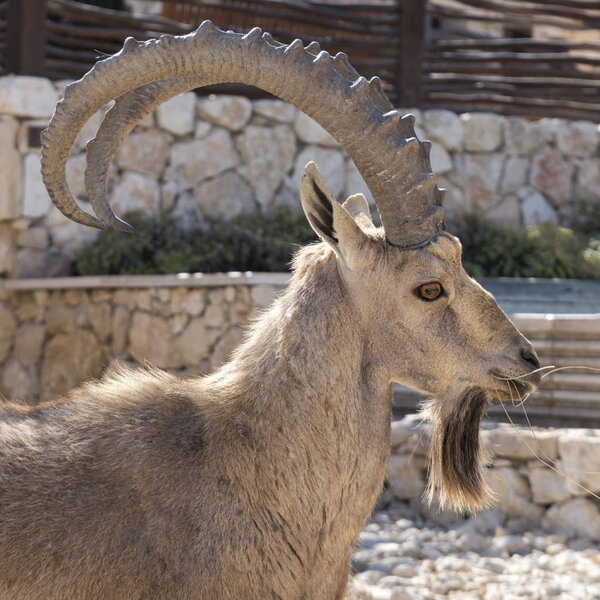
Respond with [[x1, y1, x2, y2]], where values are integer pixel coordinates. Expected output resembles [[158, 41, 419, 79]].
[[342, 193, 374, 229], [300, 161, 369, 269]]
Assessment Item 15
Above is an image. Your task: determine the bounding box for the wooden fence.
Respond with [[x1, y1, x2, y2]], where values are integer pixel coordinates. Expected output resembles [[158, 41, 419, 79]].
[[3, 0, 600, 119]]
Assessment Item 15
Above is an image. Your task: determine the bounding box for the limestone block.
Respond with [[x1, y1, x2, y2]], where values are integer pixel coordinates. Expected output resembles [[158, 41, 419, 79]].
[[65, 154, 88, 199], [386, 454, 425, 501], [73, 107, 110, 153], [195, 121, 211, 139], [483, 426, 558, 461], [195, 171, 255, 220], [390, 415, 425, 448], [111, 305, 130, 356], [174, 317, 220, 366], [292, 146, 345, 199], [462, 113, 503, 152], [345, 160, 374, 206], [111, 172, 160, 215], [157, 92, 196, 136], [0, 116, 22, 219], [485, 195, 521, 226], [575, 159, 600, 201], [0, 304, 17, 344], [554, 120, 598, 157], [0, 224, 15, 276], [272, 184, 300, 211], [0, 76, 59, 118], [485, 466, 531, 517], [519, 187, 558, 226], [117, 130, 171, 178], [503, 117, 545, 155], [558, 433, 600, 495], [210, 326, 245, 369], [530, 147, 573, 207], [254, 99, 297, 123], [430, 145, 452, 175], [196, 95, 252, 131], [294, 112, 339, 147], [500, 156, 529, 195], [528, 467, 570, 504], [203, 303, 225, 328], [14, 323, 45, 367], [40, 330, 105, 401], [437, 177, 470, 218], [542, 498, 600, 540], [1, 359, 39, 401], [236, 124, 296, 207], [422, 109, 464, 151], [251, 285, 279, 308], [89, 302, 112, 342], [130, 311, 178, 368], [465, 153, 503, 212], [23, 153, 52, 218], [172, 289, 206, 316], [169, 129, 239, 185], [172, 191, 205, 230]]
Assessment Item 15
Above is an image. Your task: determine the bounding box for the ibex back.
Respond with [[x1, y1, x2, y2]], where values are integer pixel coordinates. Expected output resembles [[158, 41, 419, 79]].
[[0, 22, 541, 600]]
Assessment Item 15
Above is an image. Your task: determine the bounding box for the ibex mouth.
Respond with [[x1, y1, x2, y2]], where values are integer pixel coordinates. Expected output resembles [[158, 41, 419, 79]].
[[421, 388, 492, 514], [490, 371, 538, 401]]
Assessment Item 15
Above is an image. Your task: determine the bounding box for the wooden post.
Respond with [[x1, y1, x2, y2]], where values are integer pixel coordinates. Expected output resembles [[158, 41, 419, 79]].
[[398, 0, 425, 107], [6, 0, 47, 76]]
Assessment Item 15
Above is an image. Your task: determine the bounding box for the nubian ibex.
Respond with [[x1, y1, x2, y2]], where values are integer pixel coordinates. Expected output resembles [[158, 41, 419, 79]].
[[0, 22, 541, 600]]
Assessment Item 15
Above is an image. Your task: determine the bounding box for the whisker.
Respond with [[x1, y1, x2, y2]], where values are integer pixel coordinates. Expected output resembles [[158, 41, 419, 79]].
[[541, 365, 600, 379], [491, 365, 555, 381]]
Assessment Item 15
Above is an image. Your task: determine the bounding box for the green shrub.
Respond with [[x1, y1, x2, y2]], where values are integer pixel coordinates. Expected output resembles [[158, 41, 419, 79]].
[[75, 207, 317, 276]]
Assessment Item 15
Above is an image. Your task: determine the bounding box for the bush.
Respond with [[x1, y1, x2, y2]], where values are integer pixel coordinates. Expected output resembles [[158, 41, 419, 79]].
[[76, 207, 600, 279], [75, 207, 317, 276]]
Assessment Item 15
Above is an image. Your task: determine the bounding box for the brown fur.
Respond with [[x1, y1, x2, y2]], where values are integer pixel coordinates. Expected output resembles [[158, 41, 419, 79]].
[[0, 176, 540, 599]]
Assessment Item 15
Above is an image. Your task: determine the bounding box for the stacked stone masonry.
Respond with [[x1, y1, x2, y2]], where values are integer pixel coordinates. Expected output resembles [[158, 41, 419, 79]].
[[0, 75, 599, 278]]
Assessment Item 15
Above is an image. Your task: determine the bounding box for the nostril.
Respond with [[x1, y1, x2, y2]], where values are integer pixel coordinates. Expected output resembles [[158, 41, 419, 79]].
[[520, 349, 540, 370]]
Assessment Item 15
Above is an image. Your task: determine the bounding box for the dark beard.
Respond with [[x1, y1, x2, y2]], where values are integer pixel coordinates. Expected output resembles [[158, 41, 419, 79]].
[[421, 387, 492, 513]]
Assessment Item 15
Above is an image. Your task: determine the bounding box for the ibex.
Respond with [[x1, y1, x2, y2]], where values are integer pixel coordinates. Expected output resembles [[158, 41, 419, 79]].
[[0, 22, 541, 600]]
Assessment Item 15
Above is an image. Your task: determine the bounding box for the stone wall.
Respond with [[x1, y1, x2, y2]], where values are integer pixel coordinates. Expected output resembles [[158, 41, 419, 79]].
[[0, 75, 599, 278], [0, 274, 287, 403], [387, 415, 600, 541]]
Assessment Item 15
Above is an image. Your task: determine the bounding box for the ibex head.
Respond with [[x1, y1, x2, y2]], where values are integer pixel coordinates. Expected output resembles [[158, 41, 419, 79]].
[[41, 22, 540, 513]]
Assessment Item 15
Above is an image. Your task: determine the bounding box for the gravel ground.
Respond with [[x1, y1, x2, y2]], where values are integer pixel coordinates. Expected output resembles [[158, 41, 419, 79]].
[[348, 502, 600, 600]]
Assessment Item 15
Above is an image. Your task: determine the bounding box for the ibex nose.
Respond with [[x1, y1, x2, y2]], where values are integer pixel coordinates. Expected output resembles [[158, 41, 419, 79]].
[[520, 348, 540, 370]]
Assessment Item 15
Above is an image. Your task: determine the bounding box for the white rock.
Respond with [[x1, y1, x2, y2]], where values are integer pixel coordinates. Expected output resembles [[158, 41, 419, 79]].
[[117, 129, 171, 178], [157, 92, 197, 136], [174, 317, 220, 366], [485, 467, 531, 517], [0, 116, 21, 219], [236, 125, 296, 207], [169, 128, 239, 185], [23, 153, 51, 218], [558, 433, 600, 495], [485, 195, 521, 226], [65, 153, 88, 199], [195, 121, 211, 138], [73, 106, 111, 153], [542, 498, 600, 540], [430, 145, 452, 174], [251, 285, 279, 308], [483, 427, 558, 461], [0, 225, 15, 276], [292, 146, 345, 199], [462, 113, 503, 152], [0, 75, 59, 118], [422, 109, 464, 151], [575, 159, 600, 201], [519, 187, 558, 226], [503, 117, 545, 155], [346, 160, 374, 206], [500, 156, 529, 195], [554, 120, 598, 157], [465, 153, 503, 211], [111, 172, 160, 215], [197, 95, 252, 131], [530, 147, 573, 207], [254, 99, 297, 123], [294, 112, 339, 147], [386, 454, 425, 501], [194, 171, 255, 220], [528, 467, 570, 504]]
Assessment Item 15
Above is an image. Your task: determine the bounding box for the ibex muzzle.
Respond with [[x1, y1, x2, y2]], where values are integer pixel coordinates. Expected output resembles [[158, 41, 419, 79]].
[[0, 22, 540, 600]]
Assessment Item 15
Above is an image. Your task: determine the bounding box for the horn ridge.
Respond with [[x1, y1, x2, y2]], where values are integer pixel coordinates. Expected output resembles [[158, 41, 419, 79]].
[[42, 20, 443, 248]]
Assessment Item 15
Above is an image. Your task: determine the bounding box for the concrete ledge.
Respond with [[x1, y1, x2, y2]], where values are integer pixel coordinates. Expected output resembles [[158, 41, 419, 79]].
[[0, 272, 291, 290]]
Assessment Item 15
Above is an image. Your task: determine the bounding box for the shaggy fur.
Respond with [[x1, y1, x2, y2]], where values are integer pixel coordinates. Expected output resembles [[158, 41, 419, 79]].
[[0, 174, 540, 599]]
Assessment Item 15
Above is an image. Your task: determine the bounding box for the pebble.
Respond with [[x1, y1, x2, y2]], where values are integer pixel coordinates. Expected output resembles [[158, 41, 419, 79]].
[[348, 503, 600, 600]]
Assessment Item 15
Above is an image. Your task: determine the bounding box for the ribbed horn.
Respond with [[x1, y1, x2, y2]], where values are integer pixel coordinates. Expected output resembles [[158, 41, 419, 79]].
[[42, 21, 444, 248]]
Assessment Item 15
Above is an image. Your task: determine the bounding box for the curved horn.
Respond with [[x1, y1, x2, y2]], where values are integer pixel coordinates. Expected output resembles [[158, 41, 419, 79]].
[[42, 22, 444, 248]]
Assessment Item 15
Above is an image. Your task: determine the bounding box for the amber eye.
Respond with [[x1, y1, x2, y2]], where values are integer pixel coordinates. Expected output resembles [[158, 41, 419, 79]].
[[416, 282, 443, 301]]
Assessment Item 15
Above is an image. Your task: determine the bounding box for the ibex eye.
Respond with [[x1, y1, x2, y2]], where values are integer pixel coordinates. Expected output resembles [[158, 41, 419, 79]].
[[416, 282, 443, 301]]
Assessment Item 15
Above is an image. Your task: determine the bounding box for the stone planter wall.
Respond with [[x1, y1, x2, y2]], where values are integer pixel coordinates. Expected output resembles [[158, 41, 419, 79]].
[[387, 415, 600, 541], [0, 75, 599, 278]]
